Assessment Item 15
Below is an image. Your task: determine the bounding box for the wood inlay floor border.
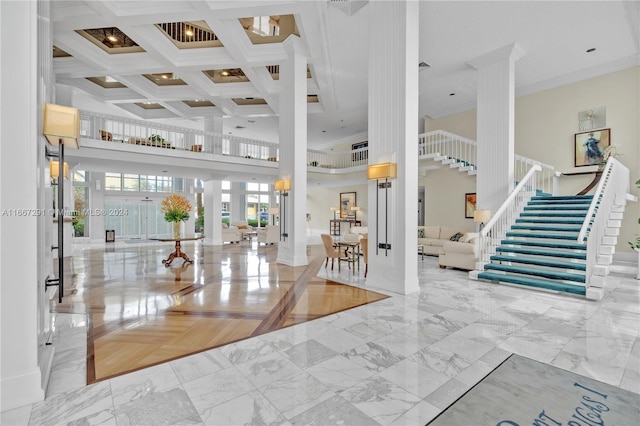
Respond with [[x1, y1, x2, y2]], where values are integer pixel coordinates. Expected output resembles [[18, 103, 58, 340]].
[[53, 243, 389, 383]]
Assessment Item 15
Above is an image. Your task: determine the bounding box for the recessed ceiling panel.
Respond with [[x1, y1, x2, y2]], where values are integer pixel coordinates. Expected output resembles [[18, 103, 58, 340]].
[[53, 45, 72, 58], [135, 102, 165, 110], [156, 21, 223, 49], [75, 27, 145, 54], [183, 100, 215, 108], [86, 76, 127, 89], [232, 98, 267, 106], [204, 68, 249, 83], [143, 73, 187, 86], [239, 15, 299, 44]]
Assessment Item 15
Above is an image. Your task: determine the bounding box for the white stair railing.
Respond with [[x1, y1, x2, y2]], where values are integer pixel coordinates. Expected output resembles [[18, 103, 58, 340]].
[[577, 157, 630, 290], [477, 164, 542, 269], [515, 155, 556, 196], [418, 130, 477, 170]]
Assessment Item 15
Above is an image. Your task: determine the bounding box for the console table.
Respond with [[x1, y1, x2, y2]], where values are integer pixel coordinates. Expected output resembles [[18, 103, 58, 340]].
[[330, 219, 362, 236]]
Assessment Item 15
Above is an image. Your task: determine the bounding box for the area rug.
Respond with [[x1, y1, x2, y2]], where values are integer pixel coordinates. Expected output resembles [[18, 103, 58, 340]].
[[428, 354, 640, 425]]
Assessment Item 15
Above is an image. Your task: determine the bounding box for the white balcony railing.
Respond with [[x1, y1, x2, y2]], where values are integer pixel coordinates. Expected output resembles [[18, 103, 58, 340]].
[[82, 111, 556, 184]]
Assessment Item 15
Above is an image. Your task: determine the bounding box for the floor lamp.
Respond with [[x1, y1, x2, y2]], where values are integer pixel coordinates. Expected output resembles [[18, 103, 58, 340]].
[[367, 162, 397, 256], [43, 103, 81, 303], [274, 179, 290, 240]]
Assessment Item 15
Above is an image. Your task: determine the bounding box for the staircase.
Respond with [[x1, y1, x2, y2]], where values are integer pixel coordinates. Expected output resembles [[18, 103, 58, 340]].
[[477, 194, 594, 296]]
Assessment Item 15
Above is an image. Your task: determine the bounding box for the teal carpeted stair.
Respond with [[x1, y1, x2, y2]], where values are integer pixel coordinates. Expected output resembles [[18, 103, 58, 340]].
[[478, 194, 593, 296]]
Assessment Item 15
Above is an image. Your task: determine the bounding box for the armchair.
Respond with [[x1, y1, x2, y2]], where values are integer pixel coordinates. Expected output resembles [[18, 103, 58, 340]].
[[257, 225, 279, 245], [222, 223, 241, 243]]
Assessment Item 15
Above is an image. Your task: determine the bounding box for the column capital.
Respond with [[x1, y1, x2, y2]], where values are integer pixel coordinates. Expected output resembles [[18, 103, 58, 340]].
[[282, 34, 309, 57], [468, 42, 526, 70]]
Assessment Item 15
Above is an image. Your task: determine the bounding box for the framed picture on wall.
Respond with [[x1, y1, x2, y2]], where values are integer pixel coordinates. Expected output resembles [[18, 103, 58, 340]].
[[340, 192, 356, 218], [574, 128, 611, 167], [465, 193, 477, 218]]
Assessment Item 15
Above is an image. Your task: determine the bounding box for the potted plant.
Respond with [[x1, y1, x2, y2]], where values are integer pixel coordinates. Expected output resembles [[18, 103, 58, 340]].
[[148, 134, 165, 143], [161, 193, 191, 238]]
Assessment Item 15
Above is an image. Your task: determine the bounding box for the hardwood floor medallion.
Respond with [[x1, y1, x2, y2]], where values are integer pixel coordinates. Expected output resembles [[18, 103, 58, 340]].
[[53, 242, 388, 383]]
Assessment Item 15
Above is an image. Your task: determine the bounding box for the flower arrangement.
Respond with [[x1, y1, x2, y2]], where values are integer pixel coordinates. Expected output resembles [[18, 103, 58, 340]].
[[599, 144, 621, 170], [161, 193, 191, 223]]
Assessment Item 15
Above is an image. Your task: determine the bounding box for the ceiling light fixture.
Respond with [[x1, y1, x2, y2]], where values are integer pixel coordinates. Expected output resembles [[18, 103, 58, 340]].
[[221, 70, 230, 76], [449, 93, 455, 96], [185, 29, 194, 37]]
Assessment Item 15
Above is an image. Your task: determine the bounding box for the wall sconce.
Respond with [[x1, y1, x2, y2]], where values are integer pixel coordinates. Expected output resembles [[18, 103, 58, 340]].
[[474, 209, 491, 232], [49, 160, 69, 182], [274, 179, 290, 240], [330, 206, 339, 220], [367, 162, 397, 256], [43, 103, 80, 303], [268, 207, 279, 226]]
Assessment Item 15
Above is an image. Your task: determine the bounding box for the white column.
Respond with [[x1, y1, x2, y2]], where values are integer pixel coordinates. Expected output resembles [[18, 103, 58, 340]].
[[1, 0, 48, 410], [89, 172, 105, 243], [231, 182, 244, 222], [469, 43, 525, 213], [203, 180, 222, 246], [204, 115, 223, 153], [276, 37, 308, 266], [365, 1, 419, 295]]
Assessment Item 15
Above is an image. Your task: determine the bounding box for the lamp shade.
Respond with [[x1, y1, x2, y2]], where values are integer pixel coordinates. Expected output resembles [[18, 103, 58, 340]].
[[367, 162, 397, 180], [268, 207, 279, 215], [42, 103, 80, 148], [274, 179, 291, 191], [50, 160, 69, 180], [350, 206, 360, 211], [473, 209, 491, 224], [330, 206, 339, 211]]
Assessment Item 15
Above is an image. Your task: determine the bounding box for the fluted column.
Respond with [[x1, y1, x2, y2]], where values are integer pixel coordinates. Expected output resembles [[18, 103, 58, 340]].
[[203, 179, 222, 246], [276, 36, 308, 266], [365, 1, 419, 295], [469, 43, 525, 214]]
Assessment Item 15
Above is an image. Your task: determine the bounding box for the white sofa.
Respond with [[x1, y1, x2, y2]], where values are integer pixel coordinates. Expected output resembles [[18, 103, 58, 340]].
[[417, 225, 479, 270], [222, 223, 241, 243], [257, 225, 279, 245]]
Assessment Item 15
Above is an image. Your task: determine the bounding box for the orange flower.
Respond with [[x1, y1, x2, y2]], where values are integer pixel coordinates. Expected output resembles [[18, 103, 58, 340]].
[[161, 194, 192, 222]]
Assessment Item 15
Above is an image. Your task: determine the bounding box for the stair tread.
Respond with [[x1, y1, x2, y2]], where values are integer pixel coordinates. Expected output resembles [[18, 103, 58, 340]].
[[506, 232, 579, 240], [477, 272, 586, 295], [532, 195, 593, 200], [520, 212, 587, 217], [511, 225, 582, 231], [516, 219, 584, 224], [496, 246, 586, 259], [490, 255, 586, 271], [484, 263, 585, 282], [500, 239, 586, 250], [524, 206, 590, 210]]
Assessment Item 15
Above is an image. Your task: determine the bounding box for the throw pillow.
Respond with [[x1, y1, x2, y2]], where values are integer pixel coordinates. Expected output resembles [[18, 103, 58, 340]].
[[459, 232, 478, 243], [450, 232, 464, 242], [237, 225, 248, 229], [418, 228, 425, 238]]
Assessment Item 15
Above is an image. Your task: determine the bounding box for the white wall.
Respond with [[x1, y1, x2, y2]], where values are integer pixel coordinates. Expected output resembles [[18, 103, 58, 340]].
[[420, 167, 477, 231], [425, 66, 640, 253], [306, 183, 368, 234]]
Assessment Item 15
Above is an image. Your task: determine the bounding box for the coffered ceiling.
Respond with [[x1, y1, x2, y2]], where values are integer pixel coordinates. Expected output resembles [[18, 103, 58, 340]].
[[52, 1, 639, 148]]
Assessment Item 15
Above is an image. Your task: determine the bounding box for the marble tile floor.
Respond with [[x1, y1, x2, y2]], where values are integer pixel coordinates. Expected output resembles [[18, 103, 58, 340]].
[[2, 244, 639, 426]]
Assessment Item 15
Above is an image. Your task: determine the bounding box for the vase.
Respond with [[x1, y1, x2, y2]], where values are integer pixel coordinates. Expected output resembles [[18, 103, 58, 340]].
[[173, 221, 181, 239]]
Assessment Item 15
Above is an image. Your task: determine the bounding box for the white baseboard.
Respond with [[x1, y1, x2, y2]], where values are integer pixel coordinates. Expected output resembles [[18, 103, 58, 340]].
[[1, 368, 45, 412], [613, 252, 638, 263]]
